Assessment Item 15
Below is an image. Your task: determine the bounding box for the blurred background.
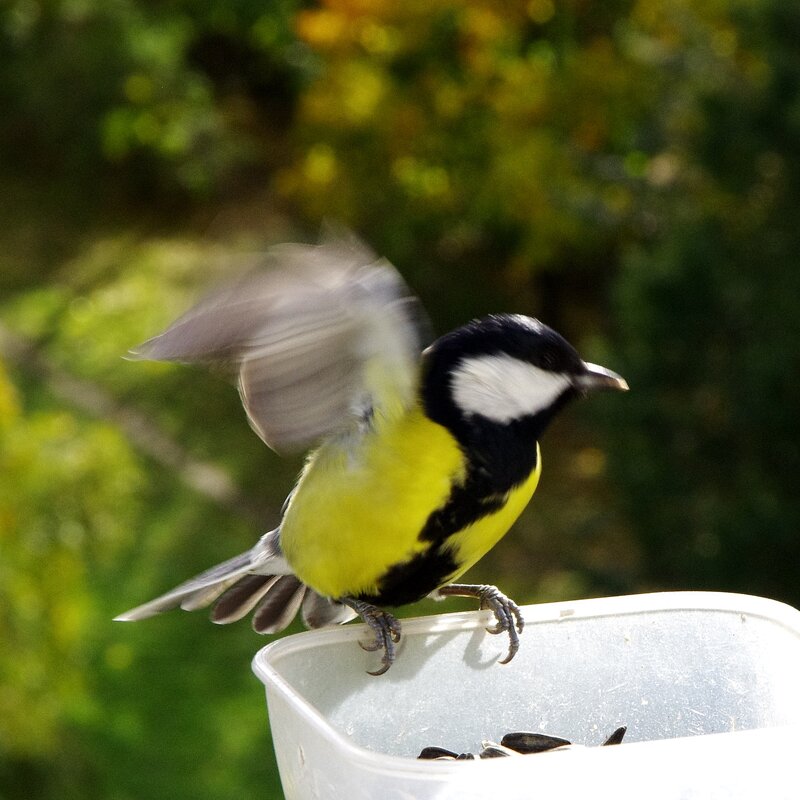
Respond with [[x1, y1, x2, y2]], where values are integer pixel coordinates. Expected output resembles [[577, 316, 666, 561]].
[[1, 0, 799, 797]]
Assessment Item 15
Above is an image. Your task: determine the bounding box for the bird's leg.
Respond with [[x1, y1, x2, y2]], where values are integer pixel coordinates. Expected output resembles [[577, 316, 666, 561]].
[[436, 583, 525, 664], [340, 597, 402, 676]]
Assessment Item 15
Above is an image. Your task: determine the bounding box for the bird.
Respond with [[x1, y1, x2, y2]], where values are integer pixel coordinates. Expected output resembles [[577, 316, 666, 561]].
[[115, 233, 628, 674]]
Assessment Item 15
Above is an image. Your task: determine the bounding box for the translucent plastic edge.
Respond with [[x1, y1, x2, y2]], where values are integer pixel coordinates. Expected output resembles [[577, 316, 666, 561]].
[[251, 591, 800, 776]]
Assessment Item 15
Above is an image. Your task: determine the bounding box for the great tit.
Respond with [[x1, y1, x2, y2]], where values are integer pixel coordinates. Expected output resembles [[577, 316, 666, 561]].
[[115, 234, 627, 674]]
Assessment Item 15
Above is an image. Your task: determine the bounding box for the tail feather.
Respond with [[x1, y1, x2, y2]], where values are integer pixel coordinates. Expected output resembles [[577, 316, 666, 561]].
[[180, 574, 248, 612], [115, 528, 356, 635], [114, 550, 257, 622], [252, 575, 306, 634], [211, 575, 280, 624]]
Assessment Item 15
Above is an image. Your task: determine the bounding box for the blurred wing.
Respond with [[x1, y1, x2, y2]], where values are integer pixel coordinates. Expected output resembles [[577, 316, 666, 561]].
[[131, 235, 426, 453]]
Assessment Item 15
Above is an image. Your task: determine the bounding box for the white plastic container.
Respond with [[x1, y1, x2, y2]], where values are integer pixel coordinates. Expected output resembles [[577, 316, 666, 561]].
[[252, 592, 800, 799]]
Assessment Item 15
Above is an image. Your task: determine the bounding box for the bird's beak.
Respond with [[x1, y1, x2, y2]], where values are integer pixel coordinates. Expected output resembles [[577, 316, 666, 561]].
[[575, 362, 629, 393]]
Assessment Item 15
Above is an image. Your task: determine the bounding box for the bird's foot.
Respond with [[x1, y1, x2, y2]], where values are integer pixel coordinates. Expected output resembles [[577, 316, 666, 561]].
[[340, 597, 402, 676], [436, 583, 524, 664]]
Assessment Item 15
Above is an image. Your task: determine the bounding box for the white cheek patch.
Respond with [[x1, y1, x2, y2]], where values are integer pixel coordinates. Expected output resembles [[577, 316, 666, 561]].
[[451, 353, 572, 423]]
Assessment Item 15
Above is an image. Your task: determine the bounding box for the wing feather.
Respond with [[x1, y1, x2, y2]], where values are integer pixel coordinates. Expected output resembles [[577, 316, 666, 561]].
[[130, 235, 426, 452]]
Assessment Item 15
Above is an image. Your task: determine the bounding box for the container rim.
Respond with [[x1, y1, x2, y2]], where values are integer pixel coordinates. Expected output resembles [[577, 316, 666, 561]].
[[251, 591, 800, 775]]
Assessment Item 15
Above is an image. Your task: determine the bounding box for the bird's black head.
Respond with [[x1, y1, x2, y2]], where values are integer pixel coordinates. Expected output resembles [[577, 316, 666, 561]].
[[421, 314, 627, 458]]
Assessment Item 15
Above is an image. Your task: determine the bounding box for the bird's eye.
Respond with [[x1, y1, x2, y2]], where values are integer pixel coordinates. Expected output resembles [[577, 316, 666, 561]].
[[539, 348, 560, 371]]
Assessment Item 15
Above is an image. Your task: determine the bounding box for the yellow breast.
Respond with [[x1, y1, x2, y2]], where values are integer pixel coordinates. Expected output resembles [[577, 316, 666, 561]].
[[279, 406, 466, 598]]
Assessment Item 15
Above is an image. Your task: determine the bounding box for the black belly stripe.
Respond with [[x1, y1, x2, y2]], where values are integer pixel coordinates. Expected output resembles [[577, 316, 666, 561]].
[[356, 547, 459, 607], [419, 476, 506, 544], [360, 467, 518, 607]]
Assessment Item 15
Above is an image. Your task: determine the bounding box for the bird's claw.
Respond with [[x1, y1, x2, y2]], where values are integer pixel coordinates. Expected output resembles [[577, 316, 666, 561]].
[[438, 583, 525, 665], [341, 597, 402, 676], [478, 585, 524, 663]]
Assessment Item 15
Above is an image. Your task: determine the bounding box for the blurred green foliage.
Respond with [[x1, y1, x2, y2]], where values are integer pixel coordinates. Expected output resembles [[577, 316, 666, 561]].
[[1, 0, 799, 797]]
